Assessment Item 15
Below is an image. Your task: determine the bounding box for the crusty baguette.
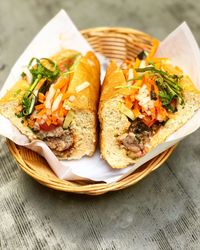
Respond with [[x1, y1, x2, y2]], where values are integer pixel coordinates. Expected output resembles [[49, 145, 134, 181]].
[[99, 61, 200, 168], [55, 50, 101, 159], [0, 50, 100, 159], [99, 62, 135, 167]]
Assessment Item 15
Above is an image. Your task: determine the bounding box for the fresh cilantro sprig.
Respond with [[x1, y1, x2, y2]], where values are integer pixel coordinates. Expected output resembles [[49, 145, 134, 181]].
[[135, 66, 184, 112], [20, 58, 60, 117], [28, 57, 59, 84]]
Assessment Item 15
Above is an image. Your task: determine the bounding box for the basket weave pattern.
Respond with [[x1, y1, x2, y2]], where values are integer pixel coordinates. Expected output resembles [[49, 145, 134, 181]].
[[7, 27, 175, 195]]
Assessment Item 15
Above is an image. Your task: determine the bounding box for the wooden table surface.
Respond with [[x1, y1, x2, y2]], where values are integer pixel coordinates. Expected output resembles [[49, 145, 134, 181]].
[[0, 1, 200, 249]]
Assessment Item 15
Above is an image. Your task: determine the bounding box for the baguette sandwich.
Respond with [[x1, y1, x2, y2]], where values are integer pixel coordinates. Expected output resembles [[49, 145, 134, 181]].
[[99, 41, 200, 168], [0, 50, 100, 159]]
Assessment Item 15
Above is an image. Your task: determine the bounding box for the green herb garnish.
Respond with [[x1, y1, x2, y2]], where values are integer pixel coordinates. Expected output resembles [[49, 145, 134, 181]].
[[135, 66, 184, 112], [69, 54, 82, 71], [20, 57, 60, 117], [22, 92, 37, 116], [62, 70, 75, 77], [60, 54, 81, 77], [127, 76, 143, 82], [114, 76, 143, 89], [21, 72, 26, 78], [114, 85, 140, 90], [28, 57, 59, 84]]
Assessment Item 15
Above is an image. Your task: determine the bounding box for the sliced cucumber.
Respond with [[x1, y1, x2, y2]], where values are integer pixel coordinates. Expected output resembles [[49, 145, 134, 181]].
[[118, 102, 135, 120], [63, 110, 74, 129]]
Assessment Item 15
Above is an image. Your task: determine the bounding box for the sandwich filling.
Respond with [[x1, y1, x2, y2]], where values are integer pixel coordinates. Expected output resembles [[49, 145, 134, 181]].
[[14, 53, 83, 155], [115, 40, 185, 158]]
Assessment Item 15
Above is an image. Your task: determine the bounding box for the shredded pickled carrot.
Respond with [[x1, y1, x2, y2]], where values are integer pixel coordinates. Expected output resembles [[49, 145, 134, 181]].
[[125, 96, 133, 109], [52, 120, 58, 125], [46, 118, 51, 126], [35, 104, 45, 110], [61, 80, 69, 93], [62, 92, 72, 100], [38, 108, 47, 116], [133, 69, 138, 78], [36, 118, 42, 123], [68, 72, 74, 82], [62, 108, 68, 116], [134, 58, 141, 68], [28, 120, 34, 128], [51, 115, 58, 125], [56, 102, 63, 115], [54, 77, 68, 90], [38, 93, 45, 103], [150, 107, 156, 120], [132, 101, 141, 117], [130, 89, 138, 100], [130, 94, 135, 102], [35, 79, 46, 91], [123, 69, 129, 80], [121, 43, 172, 126], [23, 120, 28, 127], [147, 39, 159, 59], [143, 74, 151, 92], [167, 113, 176, 119], [53, 89, 60, 101]]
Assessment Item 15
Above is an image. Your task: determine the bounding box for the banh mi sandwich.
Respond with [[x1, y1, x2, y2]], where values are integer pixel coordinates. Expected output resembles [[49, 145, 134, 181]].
[[0, 50, 100, 159], [99, 40, 200, 168]]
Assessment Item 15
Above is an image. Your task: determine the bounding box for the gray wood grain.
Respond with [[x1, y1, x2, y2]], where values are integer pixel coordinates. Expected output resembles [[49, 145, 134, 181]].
[[1, 0, 200, 249]]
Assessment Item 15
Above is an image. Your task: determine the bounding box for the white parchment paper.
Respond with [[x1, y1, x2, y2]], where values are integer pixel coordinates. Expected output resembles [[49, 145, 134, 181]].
[[0, 10, 200, 183]]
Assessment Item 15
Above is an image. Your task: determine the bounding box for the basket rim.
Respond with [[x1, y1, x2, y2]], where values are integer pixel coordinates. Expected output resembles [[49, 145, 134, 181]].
[[7, 139, 176, 195], [81, 26, 153, 36]]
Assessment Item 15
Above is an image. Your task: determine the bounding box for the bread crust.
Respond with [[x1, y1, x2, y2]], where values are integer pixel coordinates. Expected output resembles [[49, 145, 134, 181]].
[[67, 51, 100, 111], [99, 61, 129, 117]]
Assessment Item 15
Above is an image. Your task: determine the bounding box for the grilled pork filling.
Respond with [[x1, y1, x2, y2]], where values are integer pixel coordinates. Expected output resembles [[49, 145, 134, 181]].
[[118, 119, 162, 158], [36, 127, 74, 155]]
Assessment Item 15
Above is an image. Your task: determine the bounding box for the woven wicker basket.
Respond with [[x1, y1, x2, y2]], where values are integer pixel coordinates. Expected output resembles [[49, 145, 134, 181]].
[[6, 27, 176, 195]]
